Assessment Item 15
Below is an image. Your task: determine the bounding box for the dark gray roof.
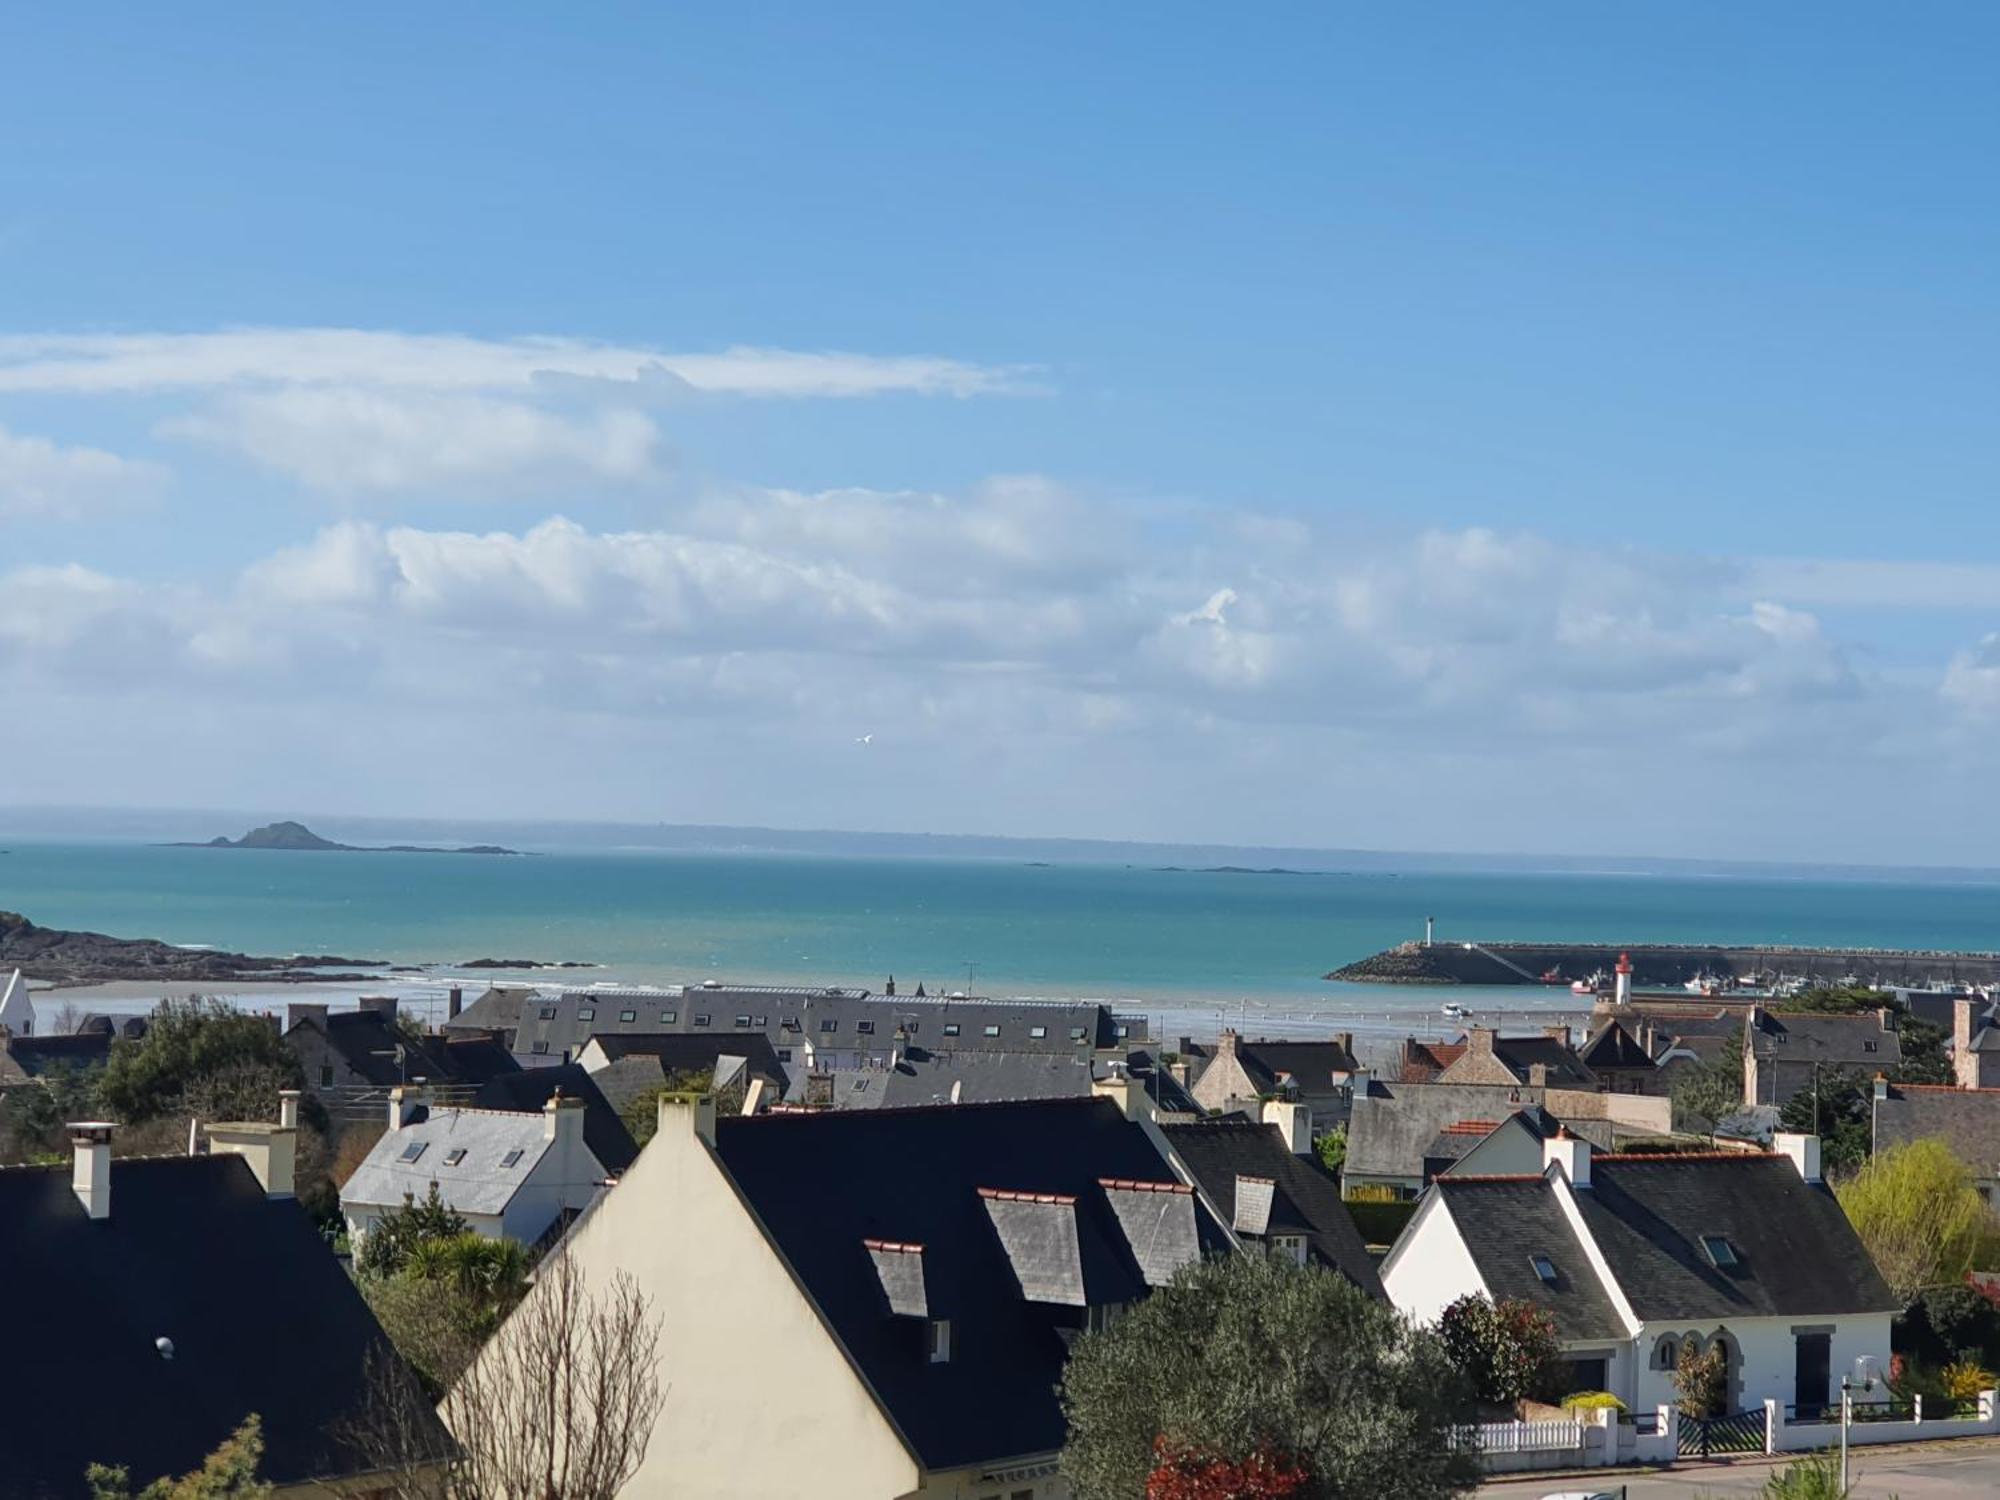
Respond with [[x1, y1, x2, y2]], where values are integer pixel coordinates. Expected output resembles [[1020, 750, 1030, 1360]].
[[1574, 1155, 1898, 1320], [1433, 1175, 1626, 1341], [809, 1048, 1098, 1111], [438, 1034, 520, 1085], [712, 1097, 1233, 1471], [1579, 1019, 1656, 1072], [1347, 1081, 1589, 1181], [290, 1008, 457, 1087], [1161, 1117, 1384, 1296], [0, 1154, 447, 1495], [1, 1031, 113, 1078], [1874, 1084, 2000, 1168], [1749, 1011, 1901, 1065], [584, 1031, 792, 1094], [472, 1064, 638, 1172], [1485, 1035, 1598, 1089]]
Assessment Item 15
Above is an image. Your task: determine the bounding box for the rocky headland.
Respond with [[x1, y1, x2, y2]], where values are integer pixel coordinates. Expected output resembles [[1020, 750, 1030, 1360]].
[[0, 911, 385, 987]]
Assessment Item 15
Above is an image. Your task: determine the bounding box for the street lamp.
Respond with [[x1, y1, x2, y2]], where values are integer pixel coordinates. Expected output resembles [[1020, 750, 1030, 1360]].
[[1840, 1354, 1882, 1490]]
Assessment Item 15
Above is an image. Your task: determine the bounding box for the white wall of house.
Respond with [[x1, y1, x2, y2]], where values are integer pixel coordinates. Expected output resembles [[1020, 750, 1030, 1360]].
[[1628, 1314, 1892, 1417], [1379, 1195, 1488, 1326], [474, 1100, 928, 1500], [1449, 1122, 1546, 1178]]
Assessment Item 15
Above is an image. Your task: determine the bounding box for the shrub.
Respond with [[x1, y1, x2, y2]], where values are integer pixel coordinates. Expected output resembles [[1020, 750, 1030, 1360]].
[[1676, 1340, 1728, 1419], [1942, 1360, 1995, 1403], [1438, 1294, 1566, 1405], [1760, 1448, 1854, 1499], [1903, 1284, 2000, 1369], [1560, 1391, 1626, 1414]]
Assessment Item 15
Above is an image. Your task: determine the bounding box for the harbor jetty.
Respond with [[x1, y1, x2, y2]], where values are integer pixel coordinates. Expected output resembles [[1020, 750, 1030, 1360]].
[[1329, 939, 2000, 989]]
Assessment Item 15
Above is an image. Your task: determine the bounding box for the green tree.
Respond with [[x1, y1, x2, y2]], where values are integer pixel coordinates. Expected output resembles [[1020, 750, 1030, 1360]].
[[98, 998, 307, 1125], [355, 1183, 471, 1277], [1437, 1294, 1567, 1405], [1314, 1124, 1347, 1176], [1778, 1066, 1871, 1174], [620, 1070, 746, 1148], [361, 1233, 530, 1396], [1671, 1034, 1744, 1136], [1675, 1340, 1728, 1419], [1837, 1138, 1989, 1304], [1059, 1255, 1476, 1500], [87, 1416, 271, 1499]]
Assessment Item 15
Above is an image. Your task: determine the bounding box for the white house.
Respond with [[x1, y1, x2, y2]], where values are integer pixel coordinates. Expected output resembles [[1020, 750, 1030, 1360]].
[[0, 969, 35, 1036], [1380, 1130, 1897, 1418], [342, 1084, 609, 1249]]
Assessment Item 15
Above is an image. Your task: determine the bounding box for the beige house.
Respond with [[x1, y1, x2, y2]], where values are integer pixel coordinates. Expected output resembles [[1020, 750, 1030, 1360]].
[[1433, 1026, 1597, 1089], [466, 1079, 1237, 1499]]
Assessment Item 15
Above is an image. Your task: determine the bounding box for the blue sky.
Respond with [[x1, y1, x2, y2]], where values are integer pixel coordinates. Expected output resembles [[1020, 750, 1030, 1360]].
[[4, 6, 2000, 861]]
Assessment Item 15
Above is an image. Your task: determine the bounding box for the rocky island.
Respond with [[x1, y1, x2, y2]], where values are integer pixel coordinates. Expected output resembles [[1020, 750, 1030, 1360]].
[[169, 820, 521, 856], [0, 910, 385, 986]]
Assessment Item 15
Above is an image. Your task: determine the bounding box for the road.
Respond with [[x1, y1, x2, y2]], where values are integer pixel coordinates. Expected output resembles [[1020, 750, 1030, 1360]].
[[1479, 1438, 2000, 1497]]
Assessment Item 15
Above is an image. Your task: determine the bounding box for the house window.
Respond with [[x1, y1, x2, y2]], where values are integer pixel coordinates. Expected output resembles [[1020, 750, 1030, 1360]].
[[820, 1020, 838, 1034], [319, 1064, 335, 1088], [619, 1010, 637, 1023], [943, 1024, 961, 1037], [694, 1014, 711, 1028], [781, 1018, 801, 1033], [1700, 1235, 1739, 1268], [1070, 1026, 1088, 1041], [905, 1021, 919, 1034], [661, 1010, 677, 1024], [1653, 1335, 1680, 1371], [857, 1020, 875, 1035], [398, 1141, 428, 1163], [735, 1016, 752, 1029], [1271, 1234, 1308, 1266], [531, 1041, 549, 1055], [984, 1025, 1001, 1038], [777, 1048, 793, 1062], [1030, 1025, 1047, 1039], [444, 1148, 467, 1166], [927, 1319, 952, 1363], [852, 1078, 869, 1092], [1864, 1040, 1878, 1053], [1116, 1024, 1130, 1038], [754, 1015, 767, 1027], [1529, 1253, 1558, 1284], [500, 1149, 524, 1168], [1086, 1302, 1123, 1333], [577, 1008, 596, 1021], [540, 1007, 557, 1021]]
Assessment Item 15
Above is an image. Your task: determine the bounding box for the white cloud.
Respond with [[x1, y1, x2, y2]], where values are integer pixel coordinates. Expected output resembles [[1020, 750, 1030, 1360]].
[[164, 388, 664, 494], [0, 424, 162, 519], [0, 328, 1026, 400], [1943, 634, 2000, 715]]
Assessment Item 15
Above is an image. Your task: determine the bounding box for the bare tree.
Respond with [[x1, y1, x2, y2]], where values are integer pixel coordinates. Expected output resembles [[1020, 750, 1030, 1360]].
[[347, 1253, 665, 1500]]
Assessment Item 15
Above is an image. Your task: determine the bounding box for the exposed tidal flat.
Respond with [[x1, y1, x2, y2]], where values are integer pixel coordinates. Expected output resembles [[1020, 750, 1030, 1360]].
[[6, 838, 2000, 1041]]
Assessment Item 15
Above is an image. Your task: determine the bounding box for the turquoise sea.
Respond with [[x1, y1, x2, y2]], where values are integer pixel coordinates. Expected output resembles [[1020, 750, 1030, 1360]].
[[5, 841, 2000, 1037]]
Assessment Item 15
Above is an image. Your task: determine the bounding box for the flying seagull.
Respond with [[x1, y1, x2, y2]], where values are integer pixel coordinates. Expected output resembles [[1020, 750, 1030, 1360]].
[[855, 734, 873, 745]]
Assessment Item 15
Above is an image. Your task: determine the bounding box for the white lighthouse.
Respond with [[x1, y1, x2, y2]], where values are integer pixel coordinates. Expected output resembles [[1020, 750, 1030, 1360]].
[[1614, 951, 1633, 1007]]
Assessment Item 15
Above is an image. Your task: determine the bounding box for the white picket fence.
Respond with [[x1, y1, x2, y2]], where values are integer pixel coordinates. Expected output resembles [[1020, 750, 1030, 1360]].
[[1449, 1418, 1584, 1454]]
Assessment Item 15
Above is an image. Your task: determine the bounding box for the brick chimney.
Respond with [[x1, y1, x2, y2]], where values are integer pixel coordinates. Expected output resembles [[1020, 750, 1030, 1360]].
[[1215, 1030, 1241, 1059], [1528, 1062, 1550, 1088], [1466, 1027, 1496, 1057], [1543, 1024, 1571, 1044], [70, 1122, 113, 1219]]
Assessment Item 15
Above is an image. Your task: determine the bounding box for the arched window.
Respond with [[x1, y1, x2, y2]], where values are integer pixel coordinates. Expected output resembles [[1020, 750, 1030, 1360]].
[[1653, 1334, 1680, 1371]]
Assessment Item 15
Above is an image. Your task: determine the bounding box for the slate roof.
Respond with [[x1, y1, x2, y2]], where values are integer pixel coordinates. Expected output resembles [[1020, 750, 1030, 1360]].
[[439, 1034, 520, 1085], [1479, 1035, 1599, 1089], [1747, 1010, 1900, 1066], [711, 1096, 1233, 1471], [1162, 1117, 1383, 1295], [344, 1107, 565, 1215], [806, 1048, 1098, 1111], [295, 1008, 456, 1087], [1574, 1154, 1898, 1320], [1433, 1175, 1627, 1341], [1579, 1019, 1658, 1073], [1873, 1083, 2000, 1171], [585, 1030, 792, 1094], [0, 1154, 448, 1495], [0, 1030, 114, 1080], [472, 1063, 638, 1172], [1346, 1082, 1609, 1182]]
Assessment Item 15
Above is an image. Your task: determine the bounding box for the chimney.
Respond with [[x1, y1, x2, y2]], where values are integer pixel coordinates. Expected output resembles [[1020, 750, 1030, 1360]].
[[1170, 1060, 1191, 1089], [207, 1118, 297, 1199], [1774, 1131, 1822, 1185], [1467, 1027, 1496, 1056], [655, 1091, 717, 1147], [1215, 1030, 1240, 1059], [361, 995, 399, 1021], [1336, 1031, 1355, 1060], [1542, 1126, 1590, 1188], [448, 987, 463, 1021], [1956, 998, 1985, 1090], [1093, 1063, 1148, 1121], [1543, 1024, 1570, 1044], [284, 1001, 330, 1034], [741, 1077, 769, 1116], [279, 1088, 300, 1130], [1873, 1072, 1890, 1102], [1528, 1062, 1550, 1088], [543, 1088, 585, 1145], [1614, 952, 1633, 1007], [1261, 1097, 1313, 1155], [388, 1083, 430, 1130], [70, 1122, 113, 1219]]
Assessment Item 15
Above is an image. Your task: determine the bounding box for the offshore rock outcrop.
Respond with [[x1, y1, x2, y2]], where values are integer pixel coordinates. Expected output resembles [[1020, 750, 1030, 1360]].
[[1329, 940, 2000, 989], [0, 911, 383, 986]]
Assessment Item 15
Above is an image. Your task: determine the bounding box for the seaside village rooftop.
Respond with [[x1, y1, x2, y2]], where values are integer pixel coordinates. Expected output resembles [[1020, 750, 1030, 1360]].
[[9, 971, 2000, 1495]]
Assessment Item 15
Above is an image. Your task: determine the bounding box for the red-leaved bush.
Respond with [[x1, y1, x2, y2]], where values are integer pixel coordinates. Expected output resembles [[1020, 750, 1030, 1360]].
[[1145, 1435, 1310, 1499]]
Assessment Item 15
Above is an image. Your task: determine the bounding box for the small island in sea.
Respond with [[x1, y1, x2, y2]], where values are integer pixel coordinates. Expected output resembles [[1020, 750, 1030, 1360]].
[[167, 820, 521, 856]]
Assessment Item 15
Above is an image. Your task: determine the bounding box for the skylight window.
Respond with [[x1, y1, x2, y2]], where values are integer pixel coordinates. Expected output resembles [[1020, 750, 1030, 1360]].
[[694, 1014, 711, 1028], [735, 1015, 752, 1029], [984, 1025, 1001, 1038], [398, 1141, 428, 1163], [1529, 1253, 1558, 1284], [539, 1007, 557, 1021], [500, 1149, 524, 1168], [943, 1024, 961, 1037], [820, 1019, 839, 1033], [444, 1148, 467, 1166], [661, 1010, 677, 1024], [754, 1015, 767, 1027], [531, 1041, 549, 1055], [1070, 1027, 1088, 1041], [1030, 1025, 1047, 1039], [1701, 1235, 1739, 1268], [619, 1010, 637, 1023], [857, 1020, 875, 1035], [577, 1008, 596, 1021]]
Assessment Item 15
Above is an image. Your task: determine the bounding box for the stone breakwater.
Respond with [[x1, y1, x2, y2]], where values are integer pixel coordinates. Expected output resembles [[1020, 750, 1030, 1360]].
[[1328, 940, 2000, 989]]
